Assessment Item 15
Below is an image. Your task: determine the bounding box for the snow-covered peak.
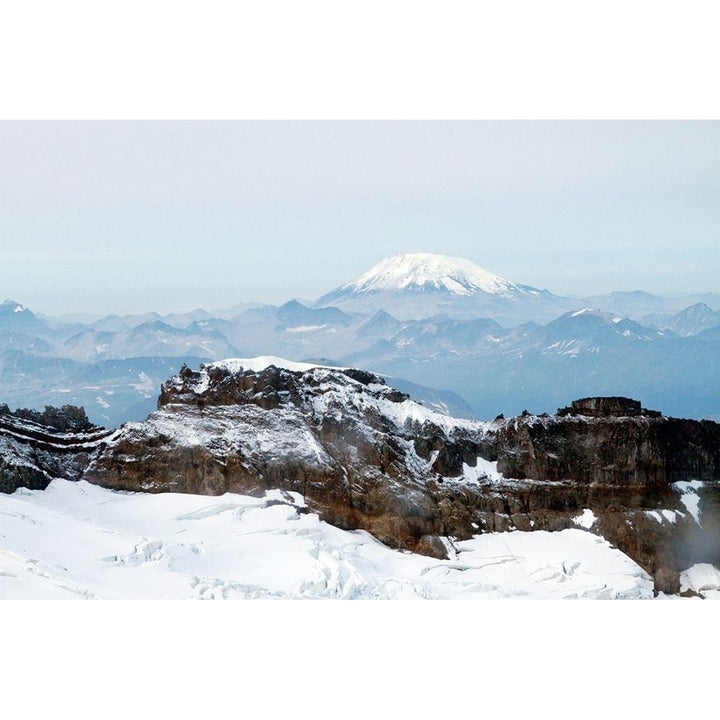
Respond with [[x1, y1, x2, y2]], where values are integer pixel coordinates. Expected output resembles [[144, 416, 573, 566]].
[[341, 253, 520, 296], [2, 299, 28, 313]]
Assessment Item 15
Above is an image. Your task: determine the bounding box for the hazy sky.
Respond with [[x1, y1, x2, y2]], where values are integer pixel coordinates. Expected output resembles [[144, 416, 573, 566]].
[[1, 120, 718, 316]]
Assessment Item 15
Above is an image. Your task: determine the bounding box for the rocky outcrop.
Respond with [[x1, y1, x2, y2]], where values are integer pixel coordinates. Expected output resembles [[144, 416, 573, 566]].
[[0, 405, 114, 493], [487, 404, 720, 577], [80, 363, 720, 592], [86, 362, 487, 554], [0, 403, 96, 432], [3, 365, 719, 595], [491, 412, 720, 485], [556, 396, 661, 418]]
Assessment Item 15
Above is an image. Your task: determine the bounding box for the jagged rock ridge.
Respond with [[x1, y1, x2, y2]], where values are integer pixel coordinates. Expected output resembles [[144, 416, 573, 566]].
[[2, 359, 718, 594], [85, 360, 487, 556], [490, 407, 720, 592], [76, 359, 720, 593], [0, 404, 114, 493]]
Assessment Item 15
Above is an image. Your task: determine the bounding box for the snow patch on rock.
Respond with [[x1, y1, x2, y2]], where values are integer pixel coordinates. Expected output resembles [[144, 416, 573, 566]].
[[573, 508, 597, 529], [672, 480, 704, 525]]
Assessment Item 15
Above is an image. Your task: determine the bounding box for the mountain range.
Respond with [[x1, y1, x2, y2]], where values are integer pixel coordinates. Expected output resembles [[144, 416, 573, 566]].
[[2, 253, 719, 425]]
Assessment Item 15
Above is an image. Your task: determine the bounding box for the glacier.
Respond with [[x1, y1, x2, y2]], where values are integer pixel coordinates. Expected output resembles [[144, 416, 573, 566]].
[[0, 478, 668, 599]]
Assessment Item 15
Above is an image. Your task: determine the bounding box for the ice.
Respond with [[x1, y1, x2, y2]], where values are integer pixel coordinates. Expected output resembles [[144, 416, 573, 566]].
[[672, 480, 703, 525], [0, 479, 656, 599], [645, 509, 681, 525], [212, 356, 345, 374], [573, 508, 597, 529], [680, 563, 720, 599], [285, 325, 327, 333], [460, 456, 503, 484]]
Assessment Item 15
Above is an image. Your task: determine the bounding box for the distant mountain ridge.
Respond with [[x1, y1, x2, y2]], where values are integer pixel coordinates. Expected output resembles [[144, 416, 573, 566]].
[[3, 254, 719, 425], [316, 253, 573, 324], [317, 255, 720, 323], [331, 253, 526, 296], [649, 303, 720, 337]]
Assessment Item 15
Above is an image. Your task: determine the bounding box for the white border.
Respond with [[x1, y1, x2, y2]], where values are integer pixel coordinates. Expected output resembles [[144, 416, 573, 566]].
[[1, 1, 719, 118], [2, 3, 718, 715]]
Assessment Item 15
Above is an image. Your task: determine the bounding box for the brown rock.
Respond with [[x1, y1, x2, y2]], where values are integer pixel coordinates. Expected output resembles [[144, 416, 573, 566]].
[[654, 567, 680, 595], [82, 367, 720, 592]]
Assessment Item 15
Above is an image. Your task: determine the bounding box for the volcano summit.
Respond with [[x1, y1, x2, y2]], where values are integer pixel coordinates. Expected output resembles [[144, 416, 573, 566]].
[[316, 253, 573, 323]]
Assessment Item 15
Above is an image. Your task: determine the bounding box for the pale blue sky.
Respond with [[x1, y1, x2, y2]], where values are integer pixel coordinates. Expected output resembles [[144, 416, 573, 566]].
[[1, 120, 718, 315]]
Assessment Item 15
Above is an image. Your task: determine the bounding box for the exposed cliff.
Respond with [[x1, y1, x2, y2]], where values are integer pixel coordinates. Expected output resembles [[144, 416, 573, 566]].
[[0, 405, 114, 493], [489, 407, 720, 592], [3, 360, 719, 594], [84, 360, 489, 555], [79, 360, 720, 592]]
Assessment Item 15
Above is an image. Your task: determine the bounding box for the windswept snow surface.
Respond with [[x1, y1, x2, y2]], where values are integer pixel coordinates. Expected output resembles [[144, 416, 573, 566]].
[[0, 480, 655, 599], [210, 356, 345, 374], [680, 564, 720, 599]]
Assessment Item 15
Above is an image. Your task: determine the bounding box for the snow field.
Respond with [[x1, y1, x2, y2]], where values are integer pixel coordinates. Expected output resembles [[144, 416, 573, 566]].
[[0, 479, 659, 599], [680, 563, 720, 599]]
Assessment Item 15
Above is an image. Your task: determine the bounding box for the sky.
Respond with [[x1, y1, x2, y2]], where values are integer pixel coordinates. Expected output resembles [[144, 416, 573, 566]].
[[1, 119, 718, 316]]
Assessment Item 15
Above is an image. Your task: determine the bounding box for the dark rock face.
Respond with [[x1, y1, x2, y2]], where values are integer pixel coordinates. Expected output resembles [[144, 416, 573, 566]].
[[0, 403, 96, 432], [0, 405, 113, 493], [653, 567, 681, 595], [556, 396, 660, 418], [492, 414, 720, 485], [490, 411, 720, 583], [88, 363, 478, 555]]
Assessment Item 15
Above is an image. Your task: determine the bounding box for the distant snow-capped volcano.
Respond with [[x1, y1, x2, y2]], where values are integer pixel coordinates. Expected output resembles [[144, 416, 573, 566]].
[[341, 253, 524, 297], [316, 253, 570, 323]]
